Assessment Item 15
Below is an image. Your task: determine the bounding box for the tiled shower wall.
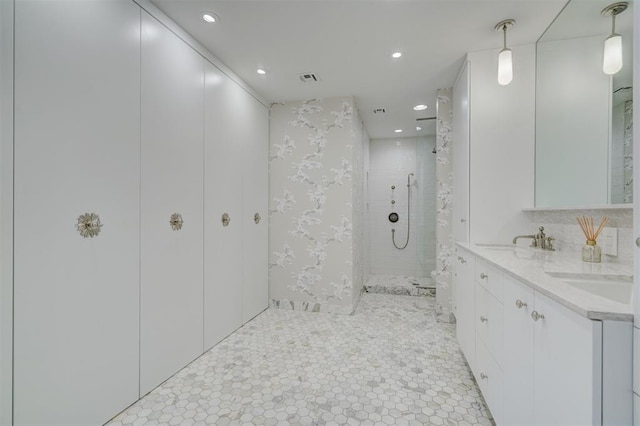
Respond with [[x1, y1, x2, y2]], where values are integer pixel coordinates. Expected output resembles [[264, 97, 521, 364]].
[[368, 136, 436, 277]]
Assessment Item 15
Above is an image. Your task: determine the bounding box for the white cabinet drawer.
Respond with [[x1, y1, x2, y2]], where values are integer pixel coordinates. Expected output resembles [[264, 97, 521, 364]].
[[475, 283, 490, 349], [475, 258, 503, 303], [476, 334, 503, 425], [475, 283, 503, 366]]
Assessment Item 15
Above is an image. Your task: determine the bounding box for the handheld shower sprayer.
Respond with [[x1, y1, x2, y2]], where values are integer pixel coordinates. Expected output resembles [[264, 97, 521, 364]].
[[392, 173, 413, 250]]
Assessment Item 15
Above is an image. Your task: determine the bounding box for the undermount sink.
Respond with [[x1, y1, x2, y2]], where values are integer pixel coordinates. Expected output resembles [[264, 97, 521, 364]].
[[545, 272, 633, 304]]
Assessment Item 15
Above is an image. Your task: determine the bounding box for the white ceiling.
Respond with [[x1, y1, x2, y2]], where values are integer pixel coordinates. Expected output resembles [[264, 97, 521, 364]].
[[151, 0, 568, 139]]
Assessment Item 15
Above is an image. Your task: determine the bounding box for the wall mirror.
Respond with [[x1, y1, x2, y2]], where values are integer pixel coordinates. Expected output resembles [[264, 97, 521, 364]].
[[535, 0, 633, 207]]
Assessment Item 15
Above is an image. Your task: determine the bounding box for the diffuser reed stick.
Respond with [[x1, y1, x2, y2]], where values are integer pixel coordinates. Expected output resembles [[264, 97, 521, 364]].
[[576, 215, 609, 241]]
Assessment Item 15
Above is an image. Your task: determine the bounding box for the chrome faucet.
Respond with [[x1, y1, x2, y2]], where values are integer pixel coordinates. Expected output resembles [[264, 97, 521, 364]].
[[512, 234, 538, 247], [513, 226, 555, 250]]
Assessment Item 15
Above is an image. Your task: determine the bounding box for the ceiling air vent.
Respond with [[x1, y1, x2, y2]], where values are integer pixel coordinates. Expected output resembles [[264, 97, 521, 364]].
[[373, 108, 386, 114], [299, 73, 320, 83]]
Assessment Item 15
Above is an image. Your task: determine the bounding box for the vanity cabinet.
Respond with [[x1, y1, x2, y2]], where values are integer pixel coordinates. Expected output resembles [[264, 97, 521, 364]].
[[503, 274, 602, 425], [473, 259, 504, 424], [456, 247, 630, 425], [455, 247, 475, 372]]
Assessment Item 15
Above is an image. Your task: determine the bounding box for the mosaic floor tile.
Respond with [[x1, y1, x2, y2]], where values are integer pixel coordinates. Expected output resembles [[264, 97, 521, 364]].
[[365, 275, 435, 297], [108, 293, 493, 425]]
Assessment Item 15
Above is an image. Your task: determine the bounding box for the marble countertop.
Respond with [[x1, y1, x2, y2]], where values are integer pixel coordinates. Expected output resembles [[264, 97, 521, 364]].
[[456, 242, 634, 322]]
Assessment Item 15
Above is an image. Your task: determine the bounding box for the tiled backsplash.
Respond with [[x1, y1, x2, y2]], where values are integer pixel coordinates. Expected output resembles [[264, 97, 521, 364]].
[[524, 206, 633, 267]]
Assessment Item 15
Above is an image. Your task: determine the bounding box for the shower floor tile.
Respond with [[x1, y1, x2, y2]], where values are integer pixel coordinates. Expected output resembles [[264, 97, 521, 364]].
[[108, 294, 492, 426], [365, 275, 435, 297]]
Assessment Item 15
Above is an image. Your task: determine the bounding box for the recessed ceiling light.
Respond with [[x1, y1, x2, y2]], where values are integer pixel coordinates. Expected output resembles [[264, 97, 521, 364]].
[[416, 126, 422, 131], [413, 104, 428, 111], [391, 52, 402, 59], [202, 12, 219, 23], [394, 129, 403, 133], [257, 68, 267, 75]]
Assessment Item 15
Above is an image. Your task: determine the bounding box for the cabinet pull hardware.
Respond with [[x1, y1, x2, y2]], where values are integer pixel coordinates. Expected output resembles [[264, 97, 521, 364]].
[[636, 237, 640, 248], [480, 373, 488, 380], [254, 212, 261, 224], [460, 218, 466, 223], [169, 213, 184, 231], [480, 316, 488, 323], [531, 311, 544, 321], [458, 256, 466, 263], [221, 213, 230, 227], [76, 212, 102, 238], [515, 299, 527, 309], [480, 273, 488, 279]]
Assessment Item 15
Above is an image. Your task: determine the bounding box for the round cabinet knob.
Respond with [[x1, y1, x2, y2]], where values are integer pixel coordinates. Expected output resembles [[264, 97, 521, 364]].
[[460, 218, 466, 223], [169, 213, 184, 231], [515, 299, 527, 309], [480, 373, 488, 380], [76, 212, 103, 238], [458, 256, 467, 264], [254, 212, 261, 224], [480, 273, 488, 279], [221, 213, 230, 227], [531, 311, 545, 321], [480, 316, 488, 323]]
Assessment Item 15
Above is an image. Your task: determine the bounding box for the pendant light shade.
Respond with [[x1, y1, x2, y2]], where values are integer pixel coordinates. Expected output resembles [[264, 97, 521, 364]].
[[603, 33, 623, 74], [495, 19, 515, 86], [498, 48, 513, 86], [601, 2, 627, 75]]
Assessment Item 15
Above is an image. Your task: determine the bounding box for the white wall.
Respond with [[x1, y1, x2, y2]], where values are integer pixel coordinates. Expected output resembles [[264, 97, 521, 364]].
[[368, 136, 436, 277], [467, 44, 536, 244], [0, 0, 13, 422]]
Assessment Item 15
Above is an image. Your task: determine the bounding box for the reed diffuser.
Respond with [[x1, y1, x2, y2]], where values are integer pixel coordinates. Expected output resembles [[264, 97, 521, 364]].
[[576, 216, 608, 263]]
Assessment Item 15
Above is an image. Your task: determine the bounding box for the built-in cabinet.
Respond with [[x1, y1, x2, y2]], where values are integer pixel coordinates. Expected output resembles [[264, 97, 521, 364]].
[[452, 61, 470, 243], [11, 1, 269, 424], [13, 1, 142, 424], [140, 12, 206, 395], [455, 246, 631, 425]]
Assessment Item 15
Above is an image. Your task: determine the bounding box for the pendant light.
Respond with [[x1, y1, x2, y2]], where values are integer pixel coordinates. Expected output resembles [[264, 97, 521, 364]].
[[495, 19, 515, 86], [601, 2, 628, 75]]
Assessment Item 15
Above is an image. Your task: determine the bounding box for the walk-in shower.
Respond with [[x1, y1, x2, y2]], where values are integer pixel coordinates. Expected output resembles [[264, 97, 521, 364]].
[[365, 118, 437, 295], [391, 173, 413, 250]]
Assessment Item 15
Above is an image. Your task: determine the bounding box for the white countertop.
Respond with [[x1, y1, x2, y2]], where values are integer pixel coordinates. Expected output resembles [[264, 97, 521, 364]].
[[456, 242, 633, 322]]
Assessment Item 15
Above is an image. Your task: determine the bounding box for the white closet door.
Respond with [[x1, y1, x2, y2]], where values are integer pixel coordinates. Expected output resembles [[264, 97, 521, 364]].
[[241, 91, 269, 323], [13, 1, 141, 424], [203, 62, 243, 349], [140, 12, 204, 395]]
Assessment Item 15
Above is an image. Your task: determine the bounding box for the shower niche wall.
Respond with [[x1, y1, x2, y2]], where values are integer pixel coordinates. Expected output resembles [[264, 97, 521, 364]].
[[366, 125, 437, 294]]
